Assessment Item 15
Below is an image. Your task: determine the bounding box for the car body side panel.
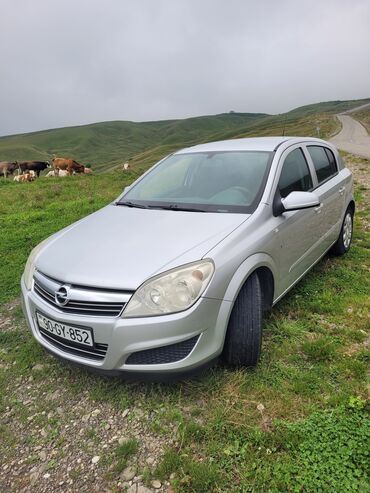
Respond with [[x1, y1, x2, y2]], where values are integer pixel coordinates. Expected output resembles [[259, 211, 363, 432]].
[[203, 203, 281, 300]]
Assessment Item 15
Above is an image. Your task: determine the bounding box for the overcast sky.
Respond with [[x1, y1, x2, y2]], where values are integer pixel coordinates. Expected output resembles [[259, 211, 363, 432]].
[[0, 0, 369, 136]]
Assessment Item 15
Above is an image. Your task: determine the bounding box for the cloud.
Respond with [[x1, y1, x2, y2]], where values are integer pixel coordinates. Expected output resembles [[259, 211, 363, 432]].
[[0, 0, 369, 135]]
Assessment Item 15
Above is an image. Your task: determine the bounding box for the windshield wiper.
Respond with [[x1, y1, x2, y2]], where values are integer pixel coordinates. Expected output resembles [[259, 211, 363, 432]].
[[116, 201, 150, 209], [117, 201, 209, 212], [161, 204, 208, 212]]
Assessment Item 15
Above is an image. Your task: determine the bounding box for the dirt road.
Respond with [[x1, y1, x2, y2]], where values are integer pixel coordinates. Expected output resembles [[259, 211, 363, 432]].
[[330, 113, 370, 159]]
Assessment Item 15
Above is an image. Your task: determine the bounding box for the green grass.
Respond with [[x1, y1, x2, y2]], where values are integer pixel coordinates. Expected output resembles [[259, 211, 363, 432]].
[[113, 439, 139, 472], [0, 172, 134, 304], [0, 134, 369, 491], [154, 402, 369, 493]]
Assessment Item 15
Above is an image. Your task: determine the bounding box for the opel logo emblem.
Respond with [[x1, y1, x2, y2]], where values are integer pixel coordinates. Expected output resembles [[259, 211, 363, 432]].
[[55, 285, 71, 306]]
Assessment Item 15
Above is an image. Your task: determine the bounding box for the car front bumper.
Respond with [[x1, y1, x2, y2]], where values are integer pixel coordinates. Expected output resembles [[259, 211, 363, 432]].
[[21, 277, 231, 378]]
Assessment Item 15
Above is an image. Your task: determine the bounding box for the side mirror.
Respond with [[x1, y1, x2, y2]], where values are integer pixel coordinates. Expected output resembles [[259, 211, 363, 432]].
[[273, 190, 320, 216], [282, 191, 320, 212]]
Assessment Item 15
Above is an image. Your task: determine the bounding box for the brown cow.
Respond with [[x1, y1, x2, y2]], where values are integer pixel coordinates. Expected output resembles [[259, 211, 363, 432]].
[[0, 161, 18, 178], [52, 157, 85, 175]]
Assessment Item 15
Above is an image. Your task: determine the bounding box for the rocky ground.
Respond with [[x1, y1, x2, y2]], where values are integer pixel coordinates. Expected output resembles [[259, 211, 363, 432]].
[[0, 154, 368, 493], [0, 304, 180, 493], [0, 299, 189, 492]]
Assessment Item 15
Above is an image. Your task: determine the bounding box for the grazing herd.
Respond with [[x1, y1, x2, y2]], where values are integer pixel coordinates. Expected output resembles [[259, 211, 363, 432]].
[[0, 157, 93, 182]]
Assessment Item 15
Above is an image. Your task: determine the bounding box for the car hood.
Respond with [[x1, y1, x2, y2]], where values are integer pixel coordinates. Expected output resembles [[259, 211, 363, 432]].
[[36, 204, 249, 290]]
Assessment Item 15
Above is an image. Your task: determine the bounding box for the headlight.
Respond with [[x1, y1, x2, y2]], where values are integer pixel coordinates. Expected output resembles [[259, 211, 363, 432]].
[[23, 239, 49, 290], [122, 259, 214, 317]]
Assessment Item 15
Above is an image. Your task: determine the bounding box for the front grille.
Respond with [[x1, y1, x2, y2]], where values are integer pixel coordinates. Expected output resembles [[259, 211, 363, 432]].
[[39, 327, 108, 360], [126, 335, 199, 365], [33, 271, 131, 317]]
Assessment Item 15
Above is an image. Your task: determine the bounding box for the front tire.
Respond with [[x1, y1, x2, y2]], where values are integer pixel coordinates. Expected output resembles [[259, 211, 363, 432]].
[[331, 208, 353, 256], [223, 272, 263, 367]]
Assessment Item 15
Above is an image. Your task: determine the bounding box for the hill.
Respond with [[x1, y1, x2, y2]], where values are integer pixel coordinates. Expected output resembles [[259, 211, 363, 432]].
[[0, 97, 369, 172], [0, 113, 266, 173], [351, 106, 370, 132]]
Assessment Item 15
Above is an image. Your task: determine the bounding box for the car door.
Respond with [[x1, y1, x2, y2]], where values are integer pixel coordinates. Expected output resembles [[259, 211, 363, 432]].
[[272, 145, 323, 295], [303, 144, 346, 252]]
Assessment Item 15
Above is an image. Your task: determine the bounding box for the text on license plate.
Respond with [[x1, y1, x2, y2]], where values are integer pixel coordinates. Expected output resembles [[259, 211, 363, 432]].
[[36, 312, 93, 347]]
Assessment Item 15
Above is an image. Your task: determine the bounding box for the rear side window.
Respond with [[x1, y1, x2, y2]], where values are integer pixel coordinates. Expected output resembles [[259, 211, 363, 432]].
[[278, 148, 313, 198], [307, 146, 337, 184]]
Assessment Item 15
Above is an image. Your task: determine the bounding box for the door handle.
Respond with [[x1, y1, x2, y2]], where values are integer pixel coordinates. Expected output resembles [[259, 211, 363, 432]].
[[339, 186, 345, 196], [314, 204, 323, 214]]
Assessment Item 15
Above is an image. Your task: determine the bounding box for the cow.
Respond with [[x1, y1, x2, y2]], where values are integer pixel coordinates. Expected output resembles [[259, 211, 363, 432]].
[[51, 157, 85, 175], [14, 172, 35, 182], [0, 161, 18, 178], [123, 162, 131, 171], [46, 169, 69, 177], [58, 169, 70, 177], [84, 167, 93, 174], [18, 161, 50, 177]]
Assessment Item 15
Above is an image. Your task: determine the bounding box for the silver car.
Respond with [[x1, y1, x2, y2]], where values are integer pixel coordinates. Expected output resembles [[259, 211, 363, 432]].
[[21, 137, 354, 379]]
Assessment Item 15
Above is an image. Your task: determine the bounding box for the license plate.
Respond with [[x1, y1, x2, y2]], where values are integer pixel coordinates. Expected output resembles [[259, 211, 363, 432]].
[[36, 312, 93, 347]]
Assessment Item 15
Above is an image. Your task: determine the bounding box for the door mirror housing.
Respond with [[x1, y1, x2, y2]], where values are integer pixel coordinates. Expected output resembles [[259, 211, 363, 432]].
[[282, 191, 320, 212], [273, 190, 320, 216]]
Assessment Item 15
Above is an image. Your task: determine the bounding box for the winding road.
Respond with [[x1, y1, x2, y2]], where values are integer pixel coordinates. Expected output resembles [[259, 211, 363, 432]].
[[330, 105, 370, 159]]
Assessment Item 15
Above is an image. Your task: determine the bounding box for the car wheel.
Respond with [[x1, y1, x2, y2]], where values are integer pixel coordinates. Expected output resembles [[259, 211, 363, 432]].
[[331, 208, 354, 256], [223, 271, 263, 367]]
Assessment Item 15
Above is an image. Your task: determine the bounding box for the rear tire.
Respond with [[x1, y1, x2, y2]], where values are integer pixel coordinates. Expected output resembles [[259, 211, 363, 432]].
[[223, 272, 263, 367], [331, 208, 353, 256]]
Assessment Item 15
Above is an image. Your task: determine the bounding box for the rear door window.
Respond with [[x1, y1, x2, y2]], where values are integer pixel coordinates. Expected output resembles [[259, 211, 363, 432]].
[[278, 148, 313, 198], [307, 146, 337, 184]]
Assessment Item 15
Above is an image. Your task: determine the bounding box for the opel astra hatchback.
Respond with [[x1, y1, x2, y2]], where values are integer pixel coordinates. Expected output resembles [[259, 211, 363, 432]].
[[21, 137, 354, 379]]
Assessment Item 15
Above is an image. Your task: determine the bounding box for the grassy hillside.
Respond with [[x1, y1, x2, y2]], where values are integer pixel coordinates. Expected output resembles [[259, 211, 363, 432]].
[[0, 98, 369, 173], [351, 107, 370, 132], [0, 113, 266, 172], [285, 98, 370, 117], [126, 112, 341, 172]]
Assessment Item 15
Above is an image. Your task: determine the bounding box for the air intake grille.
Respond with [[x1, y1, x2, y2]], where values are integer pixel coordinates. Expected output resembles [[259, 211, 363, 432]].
[[126, 336, 199, 365], [33, 271, 131, 317], [39, 328, 108, 361]]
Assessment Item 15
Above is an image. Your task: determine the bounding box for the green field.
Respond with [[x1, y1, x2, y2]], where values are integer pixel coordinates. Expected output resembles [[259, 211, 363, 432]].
[[1, 97, 369, 172], [0, 102, 369, 492]]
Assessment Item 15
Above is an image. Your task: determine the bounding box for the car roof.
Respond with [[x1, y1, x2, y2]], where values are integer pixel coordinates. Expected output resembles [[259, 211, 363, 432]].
[[175, 136, 330, 154]]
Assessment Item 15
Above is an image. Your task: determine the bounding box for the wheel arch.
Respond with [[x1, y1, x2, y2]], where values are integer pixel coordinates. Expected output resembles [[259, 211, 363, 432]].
[[255, 266, 274, 312], [214, 255, 276, 358], [347, 199, 355, 215], [223, 254, 276, 309]]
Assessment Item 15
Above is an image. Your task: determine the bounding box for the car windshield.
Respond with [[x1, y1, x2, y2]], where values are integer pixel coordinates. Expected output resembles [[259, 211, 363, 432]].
[[118, 151, 272, 213]]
